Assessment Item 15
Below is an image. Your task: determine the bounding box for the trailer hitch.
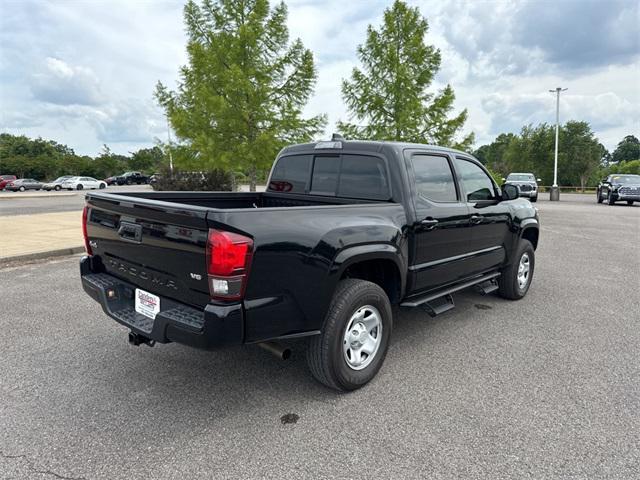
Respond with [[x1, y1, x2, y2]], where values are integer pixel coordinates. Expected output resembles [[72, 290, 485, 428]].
[[128, 332, 156, 347]]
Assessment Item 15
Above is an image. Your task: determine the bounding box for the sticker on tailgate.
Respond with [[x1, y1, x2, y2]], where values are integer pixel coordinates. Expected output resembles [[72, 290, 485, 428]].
[[135, 289, 160, 320]]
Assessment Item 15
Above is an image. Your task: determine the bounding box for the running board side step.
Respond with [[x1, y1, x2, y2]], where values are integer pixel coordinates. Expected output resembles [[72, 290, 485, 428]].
[[475, 278, 499, 295], [421, 294, 455, 317], [400, 272, 501, 310]]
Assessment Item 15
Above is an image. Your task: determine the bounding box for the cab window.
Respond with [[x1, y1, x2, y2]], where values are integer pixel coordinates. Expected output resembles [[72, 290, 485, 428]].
[[411, 154, 457, 202], [455, 158, 497, 202]]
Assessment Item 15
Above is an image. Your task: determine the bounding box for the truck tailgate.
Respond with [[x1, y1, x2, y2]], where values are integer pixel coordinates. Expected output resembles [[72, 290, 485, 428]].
[[85, 193, 211, 308]]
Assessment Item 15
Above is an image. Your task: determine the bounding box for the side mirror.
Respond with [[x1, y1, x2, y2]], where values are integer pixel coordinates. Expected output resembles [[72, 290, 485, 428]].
[[537, 178, 542, 182], [502, 183, 519, 201]]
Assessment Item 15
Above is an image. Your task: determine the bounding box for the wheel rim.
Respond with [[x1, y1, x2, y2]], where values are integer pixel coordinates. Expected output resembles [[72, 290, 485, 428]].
[[342, 305, 382, 371], [517, 253, 531, 290]]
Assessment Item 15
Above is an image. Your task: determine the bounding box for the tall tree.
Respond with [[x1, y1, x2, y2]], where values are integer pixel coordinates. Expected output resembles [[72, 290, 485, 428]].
[[155, 0, 326, 190], [611, 135, 640, 163], [337, 0, 473, 150]]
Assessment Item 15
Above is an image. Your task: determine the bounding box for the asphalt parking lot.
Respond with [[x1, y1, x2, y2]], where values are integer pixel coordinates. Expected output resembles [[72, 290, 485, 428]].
[[0, 185, 152, 216], [0, 195, 638, 479]]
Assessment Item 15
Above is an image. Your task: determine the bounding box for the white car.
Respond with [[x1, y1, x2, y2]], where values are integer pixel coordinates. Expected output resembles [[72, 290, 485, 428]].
[[61, 176, 107, 191]]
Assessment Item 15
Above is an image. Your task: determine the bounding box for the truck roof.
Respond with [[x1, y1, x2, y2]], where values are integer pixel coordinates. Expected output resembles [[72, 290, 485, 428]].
[[280, 140, 471, 157]]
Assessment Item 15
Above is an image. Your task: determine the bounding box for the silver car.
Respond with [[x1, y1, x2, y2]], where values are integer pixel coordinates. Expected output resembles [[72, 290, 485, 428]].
[[503, 173, 541, 202], [43, 176, 74, 191]]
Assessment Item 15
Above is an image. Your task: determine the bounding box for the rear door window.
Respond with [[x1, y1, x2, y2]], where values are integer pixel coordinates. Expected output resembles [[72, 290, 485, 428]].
[[268, 155, 312, 193], [411, 154, 458, 202]]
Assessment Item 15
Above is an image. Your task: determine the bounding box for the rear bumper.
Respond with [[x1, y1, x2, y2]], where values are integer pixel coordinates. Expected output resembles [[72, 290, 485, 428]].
[[80, 256, 243, 349]]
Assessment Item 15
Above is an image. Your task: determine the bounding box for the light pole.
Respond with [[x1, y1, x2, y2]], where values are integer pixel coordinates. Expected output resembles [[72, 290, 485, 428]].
[[549, 87, 567, 201], [166, 116, 174, 173]]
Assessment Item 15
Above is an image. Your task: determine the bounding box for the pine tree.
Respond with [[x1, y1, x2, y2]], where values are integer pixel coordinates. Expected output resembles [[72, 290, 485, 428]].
[[155, 0, 326, 190], [337, 0, 473, 150]]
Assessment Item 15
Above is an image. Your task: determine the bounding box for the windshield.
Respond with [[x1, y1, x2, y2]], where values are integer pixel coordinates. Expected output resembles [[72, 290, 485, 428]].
[[611, 175, 640, 184], [54, 176, 71, 182], [507, 174, 535, 182]]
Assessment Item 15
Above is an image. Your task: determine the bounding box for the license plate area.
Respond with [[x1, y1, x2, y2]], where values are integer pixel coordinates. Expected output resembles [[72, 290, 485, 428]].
[[135, 288, 160, 320]]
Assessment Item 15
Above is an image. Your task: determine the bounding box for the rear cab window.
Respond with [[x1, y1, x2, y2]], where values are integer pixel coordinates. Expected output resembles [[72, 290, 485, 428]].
[[268, 153, 391, 200]]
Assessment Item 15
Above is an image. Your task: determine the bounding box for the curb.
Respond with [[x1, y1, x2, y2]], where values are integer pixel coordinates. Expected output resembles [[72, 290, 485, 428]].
[[0, 192, 77, 200], [0, 246, 84, 266]]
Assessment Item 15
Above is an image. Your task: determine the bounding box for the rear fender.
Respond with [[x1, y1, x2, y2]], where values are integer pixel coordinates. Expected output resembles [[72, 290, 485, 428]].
[[330, 243, 407, 302]]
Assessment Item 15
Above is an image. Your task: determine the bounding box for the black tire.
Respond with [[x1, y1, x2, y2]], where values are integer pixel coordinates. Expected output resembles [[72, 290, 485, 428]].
[[607, 192, 616, 205], [596, 189, 603, 204], [530, 195, 537, 203], [77, 184, 83, 190], [99, 183, 106, 189], [55, 185, 61, 191], [498, 239, 535, 300], [627, 200, 634, 206], [307, 279, 393, 391]]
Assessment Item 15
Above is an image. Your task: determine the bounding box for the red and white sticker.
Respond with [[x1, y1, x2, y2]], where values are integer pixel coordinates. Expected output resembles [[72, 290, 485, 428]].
[[135, 288, 160, 320]]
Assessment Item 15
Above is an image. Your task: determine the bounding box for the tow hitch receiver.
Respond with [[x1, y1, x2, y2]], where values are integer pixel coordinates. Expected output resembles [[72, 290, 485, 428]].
[[128, 332, 156, 347]]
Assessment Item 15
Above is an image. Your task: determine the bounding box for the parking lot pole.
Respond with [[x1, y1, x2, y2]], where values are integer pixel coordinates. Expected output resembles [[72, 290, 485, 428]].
[[549, 87, 566, 201]]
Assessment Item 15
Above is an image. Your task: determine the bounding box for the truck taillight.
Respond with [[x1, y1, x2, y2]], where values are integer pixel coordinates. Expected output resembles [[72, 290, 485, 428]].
[[82, 206, 93, 255], [206, 229, 253, 300]]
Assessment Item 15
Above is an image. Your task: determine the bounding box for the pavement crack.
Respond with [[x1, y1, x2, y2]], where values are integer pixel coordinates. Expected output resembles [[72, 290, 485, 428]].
[[0, 450, 86, 480]]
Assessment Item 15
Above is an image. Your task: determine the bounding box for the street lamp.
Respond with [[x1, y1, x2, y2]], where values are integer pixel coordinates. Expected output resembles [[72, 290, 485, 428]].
[[549, 87, 567, 201]]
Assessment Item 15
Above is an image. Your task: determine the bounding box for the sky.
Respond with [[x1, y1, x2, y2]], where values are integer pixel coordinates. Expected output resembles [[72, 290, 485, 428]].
[[0, 0, 638, 156]]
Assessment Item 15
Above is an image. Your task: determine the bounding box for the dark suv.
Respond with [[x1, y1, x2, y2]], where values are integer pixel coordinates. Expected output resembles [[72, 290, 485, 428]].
[[503, 173, 541, 202], [597, 174, 640, 205]]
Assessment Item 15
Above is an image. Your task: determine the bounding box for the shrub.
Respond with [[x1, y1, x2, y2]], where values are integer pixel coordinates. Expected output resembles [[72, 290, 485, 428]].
[[151, 167, 233, 191]]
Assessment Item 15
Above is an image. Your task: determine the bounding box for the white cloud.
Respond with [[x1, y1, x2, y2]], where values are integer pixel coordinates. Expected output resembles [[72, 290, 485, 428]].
[[1, 0, 638, 155], [31, 57, 103, 106]]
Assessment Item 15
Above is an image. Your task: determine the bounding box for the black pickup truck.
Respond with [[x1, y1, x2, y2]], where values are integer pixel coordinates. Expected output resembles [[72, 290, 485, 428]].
[[80, 138, 539, 390]]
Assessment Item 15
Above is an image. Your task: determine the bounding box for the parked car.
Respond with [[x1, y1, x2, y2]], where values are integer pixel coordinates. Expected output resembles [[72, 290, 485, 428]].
[[502, 173, 541, 202], [61, 176, 107, 191], [104, 176, 118, 186], [4, 178, 43, 191], [0, 174, 17, 190], [80, 137, 539, 391], [43, 176, 74, 191], [597, 174, 640, 205], [115, 171, 149, 185]]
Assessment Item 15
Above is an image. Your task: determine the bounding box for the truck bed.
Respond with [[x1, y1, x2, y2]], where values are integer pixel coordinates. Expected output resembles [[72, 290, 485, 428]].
[[84, 190, 405, 328], [96, 190, 382, 210]]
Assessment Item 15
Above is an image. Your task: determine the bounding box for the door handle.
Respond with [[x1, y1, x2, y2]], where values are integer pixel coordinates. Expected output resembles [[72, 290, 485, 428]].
[[470, 215, 483, 225], [420, 218, 439, 230]]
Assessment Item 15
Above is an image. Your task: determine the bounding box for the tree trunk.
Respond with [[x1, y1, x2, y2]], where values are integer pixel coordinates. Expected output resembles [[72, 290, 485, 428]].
[[249, 166, 257, 192]]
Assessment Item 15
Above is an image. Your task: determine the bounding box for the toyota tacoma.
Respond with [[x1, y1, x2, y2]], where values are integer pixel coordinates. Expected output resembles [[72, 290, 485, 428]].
[[80, 137, 540, 391]]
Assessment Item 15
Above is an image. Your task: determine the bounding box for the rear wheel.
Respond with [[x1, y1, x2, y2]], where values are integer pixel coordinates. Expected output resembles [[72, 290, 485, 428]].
[[498, 239, 535, 300], [77, 184, 83, 190], [307, 279, 392, 391], [627, 200, 634, 205], [99, 183, 106, 189]]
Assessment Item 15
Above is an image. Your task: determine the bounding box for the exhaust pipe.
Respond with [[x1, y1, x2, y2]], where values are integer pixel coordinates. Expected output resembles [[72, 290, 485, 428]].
[[258, 341, 291, 360], [128, 332, 155, 347]]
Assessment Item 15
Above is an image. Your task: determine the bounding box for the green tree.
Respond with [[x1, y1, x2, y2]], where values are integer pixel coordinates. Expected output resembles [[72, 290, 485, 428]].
[[155, 0, 326, 190], [611, 135, 640, 163], [473, 133, 516, 174], [129, 146, 165, 173], [337, 0, 473, 150], [559, 121, 602, 190]]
